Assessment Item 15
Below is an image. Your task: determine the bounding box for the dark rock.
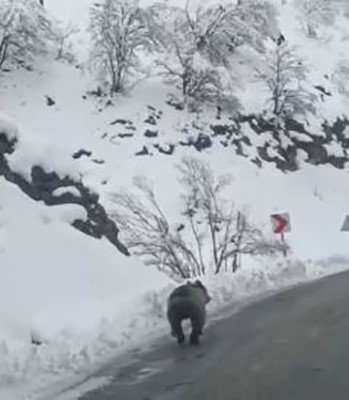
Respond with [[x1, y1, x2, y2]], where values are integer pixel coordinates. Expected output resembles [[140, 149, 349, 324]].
[[314, 85, 332, 97], [176, 224, 185, 232], [275, 33, 286, 46], [284, 118, 308, 134], [194, 134, 212, 151], [327, 156, 346, 169], [72, 149, 92, 159], [46, 96, 55, 107], [248, 116, 276, 134], [322, 118, 349, 142], [31, 333, 43, 346], [118, 133, 134, 139], [89, 87, 103, 97], [179, 134, 212, 152], [145, 115, 157, 125], [110, 118, 129, 126], [179, 140, 191, 147], [144, 129, 158, 138], [251, 157, 262, 168], [166, 96, 184, 110], [0, 133, 17, 155], [135, 146, 150, 156], [232, 139, 245, 156], [210, 124, 231, 137], [92, 159, 105, 164], [240, 135, 252, 146], [297, 142, 328, 165], [258, 144, 298, 172], [154, 143, 175, 155], [216, 105, 222, 120]]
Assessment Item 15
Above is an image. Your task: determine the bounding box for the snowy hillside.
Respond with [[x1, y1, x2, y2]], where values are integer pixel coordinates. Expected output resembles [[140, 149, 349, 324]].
[[1, 0, 349, 398]]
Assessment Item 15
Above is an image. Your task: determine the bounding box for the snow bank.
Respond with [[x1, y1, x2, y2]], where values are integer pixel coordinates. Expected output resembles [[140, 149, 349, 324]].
[[0, 178, 171, 397]]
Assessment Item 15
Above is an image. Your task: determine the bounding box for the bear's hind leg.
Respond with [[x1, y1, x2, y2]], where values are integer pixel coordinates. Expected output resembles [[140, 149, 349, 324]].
[[189, 313, 202, 345]]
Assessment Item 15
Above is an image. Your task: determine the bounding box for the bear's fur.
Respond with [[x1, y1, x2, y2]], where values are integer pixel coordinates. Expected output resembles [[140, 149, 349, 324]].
[[167, 280, 211, 345]]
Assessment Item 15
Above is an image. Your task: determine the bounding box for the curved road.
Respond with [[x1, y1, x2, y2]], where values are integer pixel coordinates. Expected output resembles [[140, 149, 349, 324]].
[[70, 270, 349, 400]]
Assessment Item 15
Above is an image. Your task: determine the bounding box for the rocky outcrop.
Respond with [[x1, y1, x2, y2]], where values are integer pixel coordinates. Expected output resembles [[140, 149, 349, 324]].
[[0, 132, 129, 256]]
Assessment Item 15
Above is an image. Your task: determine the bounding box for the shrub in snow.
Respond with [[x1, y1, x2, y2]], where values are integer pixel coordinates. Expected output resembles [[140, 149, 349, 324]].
[[111, 157, 285, 280], [0, 0, 53, 70]]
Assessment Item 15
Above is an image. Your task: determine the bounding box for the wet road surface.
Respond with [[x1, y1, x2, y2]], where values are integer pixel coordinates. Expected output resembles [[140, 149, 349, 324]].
[[66, 270, 349, 400]]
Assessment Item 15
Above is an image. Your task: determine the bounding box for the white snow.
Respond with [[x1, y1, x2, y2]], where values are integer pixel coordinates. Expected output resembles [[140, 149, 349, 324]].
[[0, 176, 171, 397], [52, 186, 81, 198], [46, 204, 88, 225], [288, 131, 313, 143], [324, 140, 345, 157]]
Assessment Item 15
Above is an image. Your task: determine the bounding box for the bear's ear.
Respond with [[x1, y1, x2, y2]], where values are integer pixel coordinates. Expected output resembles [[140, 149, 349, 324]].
[[194, 280, 205, 289]]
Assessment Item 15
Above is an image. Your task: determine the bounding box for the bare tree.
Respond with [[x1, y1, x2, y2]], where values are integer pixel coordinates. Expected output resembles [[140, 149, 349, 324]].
[[182, 0, 278, 65], [256, 42, 317, 118], [89, 0, 153, 94], [294, 0, 337, 38], [178, 157, 273, 274], [147, 0, 276, 111], [148, 4, 202, 108], [178, 157, 234, 275], [0, 0, 53, 70], [51, 22, 79, 63], [111, 178, 199, 280], [111, 157, 280, 280]]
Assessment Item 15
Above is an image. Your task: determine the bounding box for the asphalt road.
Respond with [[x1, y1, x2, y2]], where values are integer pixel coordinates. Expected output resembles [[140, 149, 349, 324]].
[[73, 270, 349, 400]]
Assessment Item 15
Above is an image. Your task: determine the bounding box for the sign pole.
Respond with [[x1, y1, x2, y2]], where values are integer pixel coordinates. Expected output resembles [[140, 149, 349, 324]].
[[281, 232, 287, 257]]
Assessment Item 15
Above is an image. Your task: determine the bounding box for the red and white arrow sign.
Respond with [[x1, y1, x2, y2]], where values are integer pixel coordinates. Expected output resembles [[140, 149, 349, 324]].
[[271, 213, 291, 234]]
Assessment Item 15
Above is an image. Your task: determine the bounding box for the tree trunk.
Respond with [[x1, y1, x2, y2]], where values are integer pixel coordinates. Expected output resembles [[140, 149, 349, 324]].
[[0, 38, 9, 69]]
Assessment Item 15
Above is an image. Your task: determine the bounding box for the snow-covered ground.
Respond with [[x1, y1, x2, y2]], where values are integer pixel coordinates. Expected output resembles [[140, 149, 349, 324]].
[[1, 161, 349, 399], [1, 0, 349, 399]]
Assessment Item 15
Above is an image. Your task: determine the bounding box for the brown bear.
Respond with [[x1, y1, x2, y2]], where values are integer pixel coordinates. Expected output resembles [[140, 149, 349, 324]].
[[167, 280, 211, 345]]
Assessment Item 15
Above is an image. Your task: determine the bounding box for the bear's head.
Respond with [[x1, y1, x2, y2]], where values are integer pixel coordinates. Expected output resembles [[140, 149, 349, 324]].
[[193, 280, 211, 304]]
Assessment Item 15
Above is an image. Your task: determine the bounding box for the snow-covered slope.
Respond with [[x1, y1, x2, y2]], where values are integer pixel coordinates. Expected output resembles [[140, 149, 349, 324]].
[[1, 0, 349, 398], [0, 169, 172, 399]]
